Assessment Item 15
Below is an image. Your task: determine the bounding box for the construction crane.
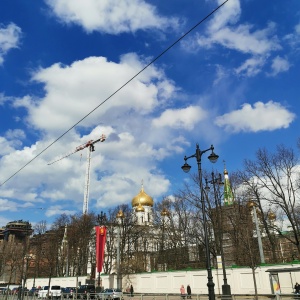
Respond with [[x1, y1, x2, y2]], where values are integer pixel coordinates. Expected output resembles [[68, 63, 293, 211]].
[[48, 134, 106, 214]]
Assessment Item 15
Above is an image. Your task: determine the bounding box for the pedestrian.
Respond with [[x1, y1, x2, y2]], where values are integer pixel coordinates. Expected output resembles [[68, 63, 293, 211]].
[[295, 282, 300, 294], [130, 285, 134, 297], [187, 285, 191, 299], [180, 285, 186, 299]]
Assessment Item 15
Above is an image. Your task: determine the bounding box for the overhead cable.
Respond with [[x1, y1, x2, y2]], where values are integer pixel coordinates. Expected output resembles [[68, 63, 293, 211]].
[[0, 0, 229, 186]]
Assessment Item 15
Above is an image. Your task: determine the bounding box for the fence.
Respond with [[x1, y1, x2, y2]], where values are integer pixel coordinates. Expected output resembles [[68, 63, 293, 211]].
[[0, 292, 299, 300]]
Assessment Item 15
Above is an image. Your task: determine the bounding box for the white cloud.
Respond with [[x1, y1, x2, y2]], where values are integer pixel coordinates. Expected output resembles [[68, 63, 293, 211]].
[[45, 0, 179, 34], [284, 23, 300, 49], [185, 0, 281, 77], [235, 56, 265, 77], [0, 136, 16, 156], [0, 23, 22, 64], [196, 0, 280, 57], [16, 53, 176, 134], [0, 126, 173, 214], [5, 129, 26, 140], [206, 23, 280, 55], [215, 101, 296, 133], [213, 65, 227, 85], [0, 48, 184, 217], [208, 0, 241, 33], [44, 205, 77, 217], [152, 106, 207, 130], [0, 198, 19, 212], [3, 129, 25, 149], [0, 93, 12, 105], [268, 56, 290, 76]]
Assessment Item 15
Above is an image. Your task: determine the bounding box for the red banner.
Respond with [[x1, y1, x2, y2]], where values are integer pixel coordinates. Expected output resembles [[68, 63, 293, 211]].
[[95, 226, 106, 273]]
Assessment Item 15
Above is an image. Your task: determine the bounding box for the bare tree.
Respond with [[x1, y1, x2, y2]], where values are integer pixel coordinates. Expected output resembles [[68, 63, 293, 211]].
[[3, 241, 24, 300], [41, 230, 61, 295], [68, 213, 97, 276], [242, 145, 300, 255], [0, 241, 7, 280], [119, 205, 149, 274], [34, 220, 48, 235], [226, 202, 260, 300], [51, 214, 71, 277]]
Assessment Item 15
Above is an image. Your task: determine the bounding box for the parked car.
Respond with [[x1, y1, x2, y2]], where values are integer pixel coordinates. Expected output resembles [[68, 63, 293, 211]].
[[6, 285, 20, 294], [29, 287, 41, 296], [76, 285, 96, 299], [10, 287, 19, 295], [62, 287, 76, 299], [97, 288, 123, 300], [38, 286, 49, 298], [11, 287, 21, 294], [11, 287, 29, 295]]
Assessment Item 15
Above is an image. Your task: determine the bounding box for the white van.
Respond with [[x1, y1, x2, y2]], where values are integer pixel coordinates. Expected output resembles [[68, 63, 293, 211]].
[[38, 286, 61, 299]]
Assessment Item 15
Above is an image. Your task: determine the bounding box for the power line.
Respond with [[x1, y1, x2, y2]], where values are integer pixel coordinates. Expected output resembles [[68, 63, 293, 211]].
[[0, 0, 229, 187], [3, 206, 46, 210]]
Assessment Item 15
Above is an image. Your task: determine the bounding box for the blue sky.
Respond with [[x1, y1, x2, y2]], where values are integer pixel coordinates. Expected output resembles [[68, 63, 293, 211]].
[[0, 0, 299, 227]]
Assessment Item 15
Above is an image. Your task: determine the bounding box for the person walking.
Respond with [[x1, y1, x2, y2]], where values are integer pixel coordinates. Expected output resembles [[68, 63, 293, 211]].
[[295, 282, 300, 299], [180, 285, 186, 299], [130, 285, 134, 297], [186, 285, 191, 299]]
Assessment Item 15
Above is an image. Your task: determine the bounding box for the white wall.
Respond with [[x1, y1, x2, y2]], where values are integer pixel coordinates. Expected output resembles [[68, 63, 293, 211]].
[[26, 276, 88, 289], [27, 263, 300, 295]]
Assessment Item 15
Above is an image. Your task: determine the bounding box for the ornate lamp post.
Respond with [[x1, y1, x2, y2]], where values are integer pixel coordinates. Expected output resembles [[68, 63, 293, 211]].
[[116, 209, 125, 290], [181, 143, 219, 300], [205, 172, 232, 299], [160, 207, 170, 271]]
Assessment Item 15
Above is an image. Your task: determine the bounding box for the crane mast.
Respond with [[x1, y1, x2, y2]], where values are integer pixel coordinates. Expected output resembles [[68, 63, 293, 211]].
[[48, 134, 106, 214], [83, 144, 92, 215]]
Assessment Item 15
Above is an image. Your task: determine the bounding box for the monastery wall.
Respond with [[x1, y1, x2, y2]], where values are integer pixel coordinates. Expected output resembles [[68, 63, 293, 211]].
[[26, 263, 300, 295]]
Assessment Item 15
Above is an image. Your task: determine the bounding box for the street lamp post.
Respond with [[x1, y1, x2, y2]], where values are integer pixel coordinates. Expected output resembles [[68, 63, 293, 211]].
[[160, 208, 170, 272], [181, 143, 219, 300], [205, 172, 232, 299], [248, 201, 265, 264], [75, 247, 80, 300], [116, 210, 125, 290], [21, 254, 32, 300]]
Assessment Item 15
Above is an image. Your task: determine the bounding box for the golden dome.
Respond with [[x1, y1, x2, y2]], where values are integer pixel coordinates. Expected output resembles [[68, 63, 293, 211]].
[[161, 207, 170, 217], [247, 200, 256, 209], [116, 209, 125, 219], [135, 202, 145, 212], [132, 185, 154, 207], [224, 168, 228, 175], [268, 212, 276, 221]]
